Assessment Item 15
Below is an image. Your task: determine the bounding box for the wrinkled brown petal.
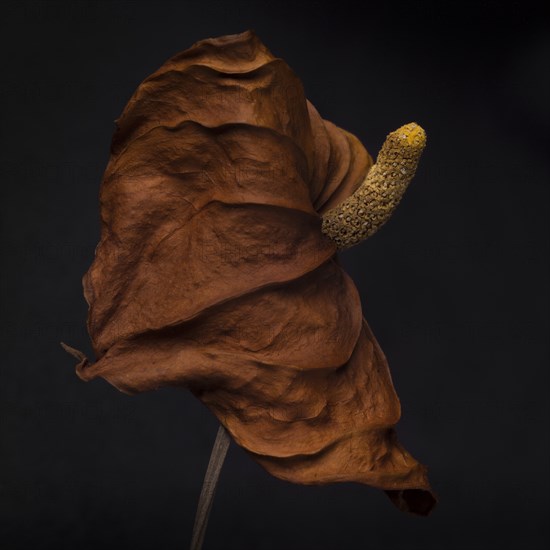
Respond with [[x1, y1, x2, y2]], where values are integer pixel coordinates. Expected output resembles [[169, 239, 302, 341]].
[[73, 30, 435, 515]]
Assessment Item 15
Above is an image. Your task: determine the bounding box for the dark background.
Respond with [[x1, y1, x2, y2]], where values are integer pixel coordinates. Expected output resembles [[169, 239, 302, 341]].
[[1, 1, 548, 548]]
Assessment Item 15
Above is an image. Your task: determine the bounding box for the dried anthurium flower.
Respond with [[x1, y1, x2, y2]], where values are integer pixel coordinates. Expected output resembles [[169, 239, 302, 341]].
[[65, 30, 436, 515]]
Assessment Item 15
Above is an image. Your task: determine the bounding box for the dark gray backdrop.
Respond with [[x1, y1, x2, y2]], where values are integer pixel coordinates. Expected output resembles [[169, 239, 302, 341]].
[[1, 1, 548, 549]]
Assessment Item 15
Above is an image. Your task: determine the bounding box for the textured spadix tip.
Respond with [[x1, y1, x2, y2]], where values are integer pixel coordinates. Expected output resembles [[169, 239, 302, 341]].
[[388, 122, 426, 152]]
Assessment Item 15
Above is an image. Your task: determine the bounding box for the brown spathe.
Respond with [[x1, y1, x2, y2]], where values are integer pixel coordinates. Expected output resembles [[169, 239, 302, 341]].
[[69, 30, 436, 516]]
